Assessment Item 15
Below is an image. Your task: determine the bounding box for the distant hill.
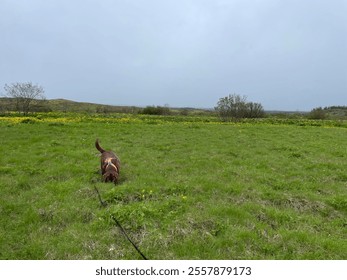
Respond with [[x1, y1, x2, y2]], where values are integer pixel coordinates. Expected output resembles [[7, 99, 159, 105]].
[[0, 97, 141, 114], [0, 97, 213, 115], [44, 98, 141, 113]]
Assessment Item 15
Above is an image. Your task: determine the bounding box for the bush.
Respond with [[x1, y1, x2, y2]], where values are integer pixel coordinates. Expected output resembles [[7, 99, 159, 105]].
[[308, 107, 326, 120], [215, 94, 265, 121], [141, 106, 171, 115]]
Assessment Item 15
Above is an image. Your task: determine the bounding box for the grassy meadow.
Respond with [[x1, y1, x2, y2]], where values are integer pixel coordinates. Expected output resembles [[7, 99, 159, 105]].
[[0, 113, 346, 259]]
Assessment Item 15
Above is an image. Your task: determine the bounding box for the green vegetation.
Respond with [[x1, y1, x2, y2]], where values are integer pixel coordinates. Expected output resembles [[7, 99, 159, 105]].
[[140, 105, 171, 115], [0, 113, 346, 259]]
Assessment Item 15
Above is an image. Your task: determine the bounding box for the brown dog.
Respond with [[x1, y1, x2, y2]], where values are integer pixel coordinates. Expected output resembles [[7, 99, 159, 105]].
[[95, 139, 120, 184]]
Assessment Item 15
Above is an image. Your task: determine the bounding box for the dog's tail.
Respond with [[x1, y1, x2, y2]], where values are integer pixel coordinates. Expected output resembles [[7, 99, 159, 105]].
[[95, 139, 106, 153]]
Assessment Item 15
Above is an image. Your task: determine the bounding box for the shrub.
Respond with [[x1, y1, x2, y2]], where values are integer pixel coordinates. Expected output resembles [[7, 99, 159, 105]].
[[215, 94, 265, 121], [308, 107, 326, 120], [141, 106, 171, 115]]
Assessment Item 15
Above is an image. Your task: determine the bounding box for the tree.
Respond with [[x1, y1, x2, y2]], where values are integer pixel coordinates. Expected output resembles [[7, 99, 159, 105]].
[[215, 94, 247, 121], [247, 102, 265, 118], [215, 94, 265, 121], [3, 82, 46, 115]]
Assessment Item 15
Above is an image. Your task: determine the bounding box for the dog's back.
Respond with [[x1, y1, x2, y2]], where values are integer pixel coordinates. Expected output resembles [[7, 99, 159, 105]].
[[95, 139, 120, 183]]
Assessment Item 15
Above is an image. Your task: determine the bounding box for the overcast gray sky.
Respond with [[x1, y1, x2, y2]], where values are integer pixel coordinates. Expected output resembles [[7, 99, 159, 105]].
[[1, 0, 346, 111]]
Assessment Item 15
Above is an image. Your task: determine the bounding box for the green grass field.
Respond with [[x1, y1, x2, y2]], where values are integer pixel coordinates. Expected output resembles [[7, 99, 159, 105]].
[[0, 114, 346, 259]]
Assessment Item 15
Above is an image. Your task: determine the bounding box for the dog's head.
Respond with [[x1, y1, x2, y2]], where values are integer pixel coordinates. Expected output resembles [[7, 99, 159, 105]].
[[103, 171, 119, 184]]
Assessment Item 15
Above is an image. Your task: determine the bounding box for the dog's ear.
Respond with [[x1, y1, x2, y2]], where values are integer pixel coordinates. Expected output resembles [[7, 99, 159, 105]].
[[103, 172, 109, 182]]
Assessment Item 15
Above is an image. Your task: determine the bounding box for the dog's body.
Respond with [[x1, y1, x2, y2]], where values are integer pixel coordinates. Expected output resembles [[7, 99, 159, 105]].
[[95, 139, 120, 183]]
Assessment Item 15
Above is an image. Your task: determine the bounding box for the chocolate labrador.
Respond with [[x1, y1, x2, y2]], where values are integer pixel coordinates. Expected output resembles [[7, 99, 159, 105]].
[[95, 139, 120, 184]]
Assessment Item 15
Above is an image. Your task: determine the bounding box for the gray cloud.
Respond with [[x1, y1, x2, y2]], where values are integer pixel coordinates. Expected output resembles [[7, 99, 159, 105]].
[[1, 0, 346, 110]]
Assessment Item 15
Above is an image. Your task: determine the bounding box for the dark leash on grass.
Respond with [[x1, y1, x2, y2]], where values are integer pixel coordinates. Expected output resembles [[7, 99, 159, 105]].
[[93, 183, 148, 260], [110, 214, 148, 260], [93, 184, 107, 207]]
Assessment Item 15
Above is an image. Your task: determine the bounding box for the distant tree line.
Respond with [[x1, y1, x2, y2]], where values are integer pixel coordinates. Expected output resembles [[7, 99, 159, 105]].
[[324, 106, 347, 110]]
